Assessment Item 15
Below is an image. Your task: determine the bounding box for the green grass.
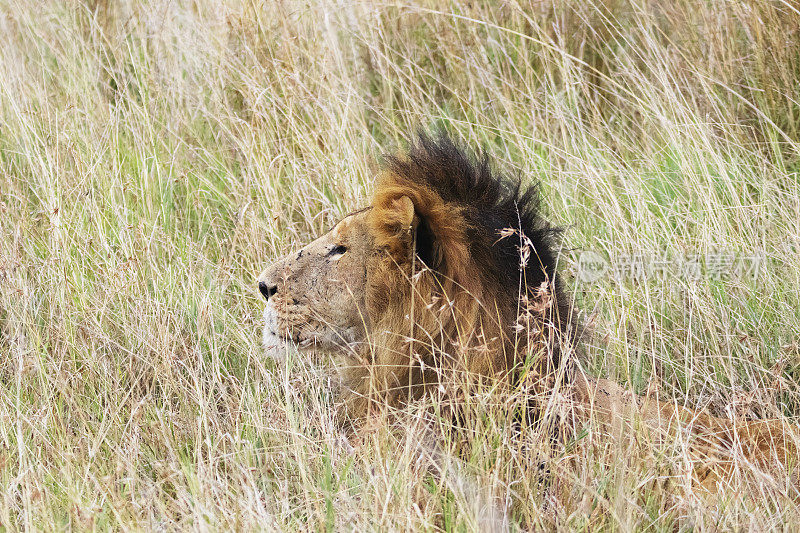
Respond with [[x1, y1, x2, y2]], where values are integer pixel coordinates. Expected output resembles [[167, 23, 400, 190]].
[[1, 0, 799, 530]]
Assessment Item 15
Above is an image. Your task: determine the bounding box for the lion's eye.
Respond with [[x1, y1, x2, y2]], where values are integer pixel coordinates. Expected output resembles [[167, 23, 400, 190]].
[[328, 245, 347, 258]]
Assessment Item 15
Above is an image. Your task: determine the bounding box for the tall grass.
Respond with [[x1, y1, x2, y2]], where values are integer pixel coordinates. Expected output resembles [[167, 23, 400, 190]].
[[1, 0, 799, 529]]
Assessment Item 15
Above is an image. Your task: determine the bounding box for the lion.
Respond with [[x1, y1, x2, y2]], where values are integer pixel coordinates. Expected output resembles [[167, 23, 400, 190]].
[[257, 133, 797, 495]]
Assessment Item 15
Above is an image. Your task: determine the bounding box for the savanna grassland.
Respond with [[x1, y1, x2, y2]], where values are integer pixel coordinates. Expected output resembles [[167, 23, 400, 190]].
[[1, 0, 800, 530]]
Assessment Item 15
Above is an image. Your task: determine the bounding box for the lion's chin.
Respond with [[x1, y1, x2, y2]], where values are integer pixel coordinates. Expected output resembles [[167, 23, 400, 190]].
[[262, 303, 295, 360]]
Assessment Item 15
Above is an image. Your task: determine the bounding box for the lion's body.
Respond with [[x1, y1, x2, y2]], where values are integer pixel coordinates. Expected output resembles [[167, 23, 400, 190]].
[[572, 374, 797, 493], [258, 134, 797, 494]]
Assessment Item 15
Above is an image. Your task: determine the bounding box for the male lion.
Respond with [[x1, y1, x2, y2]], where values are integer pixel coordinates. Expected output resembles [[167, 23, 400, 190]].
[[257, 134, 797, 494]]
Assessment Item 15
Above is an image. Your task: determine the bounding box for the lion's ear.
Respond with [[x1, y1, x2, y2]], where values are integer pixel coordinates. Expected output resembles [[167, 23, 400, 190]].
[[369, 189, 420, 261], [390, 195, 416, 230], [370, 178, 469, 275]]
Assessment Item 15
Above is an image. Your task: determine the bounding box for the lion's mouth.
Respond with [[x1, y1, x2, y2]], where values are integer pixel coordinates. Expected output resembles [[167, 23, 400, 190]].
[[262, 302, 363, 357], [282, 331, 315, 348], [262, 302, 319, 351], [265, 325, 316, 349]]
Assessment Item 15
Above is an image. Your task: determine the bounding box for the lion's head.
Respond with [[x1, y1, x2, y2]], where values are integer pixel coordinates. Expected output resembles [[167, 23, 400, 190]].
[[257, 134, 577, 419]]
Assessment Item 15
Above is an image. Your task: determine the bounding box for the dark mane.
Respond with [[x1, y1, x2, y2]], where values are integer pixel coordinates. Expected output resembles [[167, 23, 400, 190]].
[[385, 134, 567, 307], [354, 132, 579, 418]]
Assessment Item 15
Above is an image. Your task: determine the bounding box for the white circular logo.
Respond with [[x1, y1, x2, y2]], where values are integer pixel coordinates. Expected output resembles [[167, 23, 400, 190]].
[[577, 251, 608, 283]]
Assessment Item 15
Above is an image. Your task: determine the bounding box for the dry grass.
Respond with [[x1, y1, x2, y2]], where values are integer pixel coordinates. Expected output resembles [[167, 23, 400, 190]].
[[1, 0, 799, 530]]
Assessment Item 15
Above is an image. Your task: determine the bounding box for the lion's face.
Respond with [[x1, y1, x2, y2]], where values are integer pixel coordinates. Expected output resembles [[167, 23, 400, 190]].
[[257, 209, 376, 358]]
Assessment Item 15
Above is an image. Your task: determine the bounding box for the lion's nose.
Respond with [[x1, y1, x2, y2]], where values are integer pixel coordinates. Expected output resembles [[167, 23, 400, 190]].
[[258, 281, 278, 301]]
